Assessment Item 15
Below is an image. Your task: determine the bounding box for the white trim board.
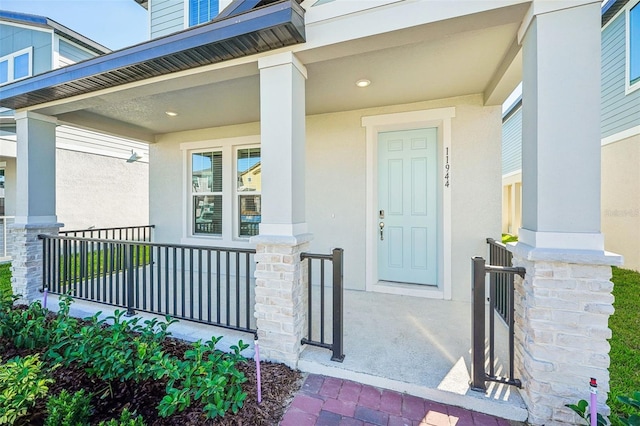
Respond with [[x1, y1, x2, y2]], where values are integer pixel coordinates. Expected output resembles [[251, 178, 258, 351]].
[[361, 107, 455, 300], [601, 125, 640, 146]]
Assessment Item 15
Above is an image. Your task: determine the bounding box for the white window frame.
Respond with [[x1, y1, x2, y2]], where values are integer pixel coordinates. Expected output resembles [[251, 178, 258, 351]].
[[180, 135, 260, 247], [0, 47, 33, 86], [626, 0, 640, 94], [190, 148, 224, 237], [234, 145, 261, 240]]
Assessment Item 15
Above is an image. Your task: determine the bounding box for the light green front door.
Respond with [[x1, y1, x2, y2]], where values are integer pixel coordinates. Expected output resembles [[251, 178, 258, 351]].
[[377, 128, 438, 285]]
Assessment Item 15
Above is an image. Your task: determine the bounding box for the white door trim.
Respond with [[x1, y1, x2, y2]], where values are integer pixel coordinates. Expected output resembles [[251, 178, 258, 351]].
[[362, 107, 455, 300]]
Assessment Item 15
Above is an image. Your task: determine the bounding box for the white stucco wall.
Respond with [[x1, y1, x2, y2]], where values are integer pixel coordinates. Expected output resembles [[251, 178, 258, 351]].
[[150, 95, 501, 301], [56, 149, 149, 230]]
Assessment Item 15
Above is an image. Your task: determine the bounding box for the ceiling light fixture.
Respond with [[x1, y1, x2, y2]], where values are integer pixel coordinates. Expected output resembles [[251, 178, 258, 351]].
[[355, 79, 371, 88], [127, 149, 142, 163], [165, 111, 178, 117]]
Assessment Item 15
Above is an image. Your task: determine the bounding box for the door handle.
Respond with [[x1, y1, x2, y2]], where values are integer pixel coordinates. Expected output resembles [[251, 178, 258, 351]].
[[379, 222, 384, 241]]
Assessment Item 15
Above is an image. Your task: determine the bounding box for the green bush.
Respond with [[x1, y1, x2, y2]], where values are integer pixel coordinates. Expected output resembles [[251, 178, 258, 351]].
[[618, 391, 640, 426], [48, 309, 177, 386], [45, 389, 92, 426], [0, 354, 54, 425], [97, 408, 146, 426], [155, 338, 249, 419]]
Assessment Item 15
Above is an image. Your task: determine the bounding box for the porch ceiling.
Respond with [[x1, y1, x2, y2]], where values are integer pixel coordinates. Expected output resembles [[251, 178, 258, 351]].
[[10, 3, 528, 142]]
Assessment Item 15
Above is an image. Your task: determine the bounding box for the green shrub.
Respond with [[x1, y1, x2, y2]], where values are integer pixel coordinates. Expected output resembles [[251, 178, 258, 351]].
[[0, 354, 54, 425], [155, 338, 249, 419], [48, 309, 177, 386], [97, 408, 146, 426], [0, 293, 52, 350], [45, 389, 92, 426]]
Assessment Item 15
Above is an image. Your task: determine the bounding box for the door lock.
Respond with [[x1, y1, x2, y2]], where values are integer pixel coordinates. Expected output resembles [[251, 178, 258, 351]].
[[379, 210, 385, 219], [379, 222, 385, 241]]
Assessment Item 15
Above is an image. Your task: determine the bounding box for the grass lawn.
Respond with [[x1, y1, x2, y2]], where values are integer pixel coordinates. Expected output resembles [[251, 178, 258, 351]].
[[0, 262, 10, 296], [609, 266, 640, 417]]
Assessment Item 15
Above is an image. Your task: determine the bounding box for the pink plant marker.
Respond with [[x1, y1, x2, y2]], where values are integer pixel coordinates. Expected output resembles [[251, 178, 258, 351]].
[[43, 288, 48, 309], [590, 377, 598, 426], [255, 337, 262, 404]]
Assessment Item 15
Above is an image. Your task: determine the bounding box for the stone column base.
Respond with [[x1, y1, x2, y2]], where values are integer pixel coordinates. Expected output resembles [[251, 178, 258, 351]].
[[510, 243, 622, 425], [9, 223, 63, 304], [251, 233, 312, 368]]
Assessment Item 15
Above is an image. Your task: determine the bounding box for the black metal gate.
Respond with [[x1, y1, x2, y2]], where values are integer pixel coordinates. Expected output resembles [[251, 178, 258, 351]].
[[470, 241, 525, 391]]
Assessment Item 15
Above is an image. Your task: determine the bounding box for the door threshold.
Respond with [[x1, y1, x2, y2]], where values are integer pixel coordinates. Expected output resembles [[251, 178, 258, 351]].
[[372, 281, 444, 299]]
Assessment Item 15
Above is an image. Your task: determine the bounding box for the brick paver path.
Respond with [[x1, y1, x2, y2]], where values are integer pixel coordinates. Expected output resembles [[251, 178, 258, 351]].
[[280, 374, 513, 426]]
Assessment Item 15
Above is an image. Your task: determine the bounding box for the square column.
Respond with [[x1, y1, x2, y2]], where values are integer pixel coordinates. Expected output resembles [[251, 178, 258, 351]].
[[257, 51, 307, 236], [253, 52, 310, 367], [514, 2, 623, 424], [11, 111, 62, 303], [520, 1, 603, 250]]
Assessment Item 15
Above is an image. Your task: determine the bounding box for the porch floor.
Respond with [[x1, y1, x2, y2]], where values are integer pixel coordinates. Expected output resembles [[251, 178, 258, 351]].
[[298, 289, 528, 422]]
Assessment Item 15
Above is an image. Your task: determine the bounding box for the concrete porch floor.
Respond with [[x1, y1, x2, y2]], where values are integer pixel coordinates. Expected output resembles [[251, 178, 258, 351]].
[[298, 289, 528, 422]]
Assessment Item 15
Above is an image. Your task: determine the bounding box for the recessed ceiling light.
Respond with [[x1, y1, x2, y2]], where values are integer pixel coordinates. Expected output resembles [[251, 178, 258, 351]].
[[355, 79, 371, 88], [165, 111, 178, 117]]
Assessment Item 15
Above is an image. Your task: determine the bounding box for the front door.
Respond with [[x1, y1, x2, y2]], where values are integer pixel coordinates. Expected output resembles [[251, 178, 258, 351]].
[[377, 128, 437, 285]]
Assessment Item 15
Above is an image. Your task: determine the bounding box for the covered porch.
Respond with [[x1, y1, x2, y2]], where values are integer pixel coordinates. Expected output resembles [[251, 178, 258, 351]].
[[0, 0, 620, 423]]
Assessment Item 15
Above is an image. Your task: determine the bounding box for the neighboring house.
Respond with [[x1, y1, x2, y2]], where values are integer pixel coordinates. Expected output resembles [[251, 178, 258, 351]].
[[0, 11, 149, 260], [0, 1, 622, 424], [501, 0, 640, 271]]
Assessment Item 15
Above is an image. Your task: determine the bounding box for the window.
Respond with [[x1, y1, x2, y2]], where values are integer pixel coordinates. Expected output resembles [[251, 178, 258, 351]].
[[236, 147, 261, 237], [192, 151, 223, 235], [0, 47, 32, 86], [630, 2, 640, 87], [185, 137, 261, 241], [189, 0, 219, 26]]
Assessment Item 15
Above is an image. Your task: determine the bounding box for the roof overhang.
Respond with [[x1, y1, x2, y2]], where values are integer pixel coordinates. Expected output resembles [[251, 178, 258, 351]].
[[0, 0, 305, 111]]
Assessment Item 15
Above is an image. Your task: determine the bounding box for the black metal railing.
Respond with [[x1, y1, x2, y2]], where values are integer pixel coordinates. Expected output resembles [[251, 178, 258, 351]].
[[300, 248, 344, 362], [39, 234, 256, 333], [470, 255, 525, 392], [60, 225, 154, 242], [486, 238, 513, 323]]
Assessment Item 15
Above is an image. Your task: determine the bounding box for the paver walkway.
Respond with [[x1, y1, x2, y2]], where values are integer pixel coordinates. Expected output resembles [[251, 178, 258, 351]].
[[280, 374, 513, 426]]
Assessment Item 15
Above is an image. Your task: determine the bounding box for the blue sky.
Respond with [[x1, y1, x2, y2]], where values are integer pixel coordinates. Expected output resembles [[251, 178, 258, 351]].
[[2, 0, 148, 51]]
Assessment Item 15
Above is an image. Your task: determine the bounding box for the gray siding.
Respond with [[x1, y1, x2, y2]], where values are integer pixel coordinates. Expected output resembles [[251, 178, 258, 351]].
[[151, 0, 184, 39], [601, 12, 640, 138], [58, 39, 96, 67], [502, 107, 522, 176], [0, 23, 52, 75]]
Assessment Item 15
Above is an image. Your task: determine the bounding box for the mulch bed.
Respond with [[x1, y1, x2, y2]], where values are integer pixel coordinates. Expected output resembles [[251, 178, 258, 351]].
[[1, 333, 303, 425]]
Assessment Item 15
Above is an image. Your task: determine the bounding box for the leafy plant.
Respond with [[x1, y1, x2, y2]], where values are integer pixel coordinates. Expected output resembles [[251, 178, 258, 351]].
[[47, 309, 177, 388], [566, 400, 608, 426], [45, 389, 92, 426], [0, 354, 54, 425], [0, 296, 51, 349], [97, 408, 146, 426], [155, 338, 249, 419], [618, 391, 640, 426]]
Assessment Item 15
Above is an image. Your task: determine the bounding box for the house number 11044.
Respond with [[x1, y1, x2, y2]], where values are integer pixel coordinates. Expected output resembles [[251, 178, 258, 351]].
[[444, 147, 450, 188]]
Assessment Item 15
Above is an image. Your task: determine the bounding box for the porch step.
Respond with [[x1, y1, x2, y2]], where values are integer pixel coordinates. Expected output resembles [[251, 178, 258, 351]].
[[298, 347, 528, 422]]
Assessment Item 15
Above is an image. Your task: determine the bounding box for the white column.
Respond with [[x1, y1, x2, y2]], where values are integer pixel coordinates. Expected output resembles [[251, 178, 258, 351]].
[[519, 1, 603, 251], [514, 2, 622, 424], [252, 52, 311, 367], [257, 51, 307, 237], [11, 111, 62, 303]]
